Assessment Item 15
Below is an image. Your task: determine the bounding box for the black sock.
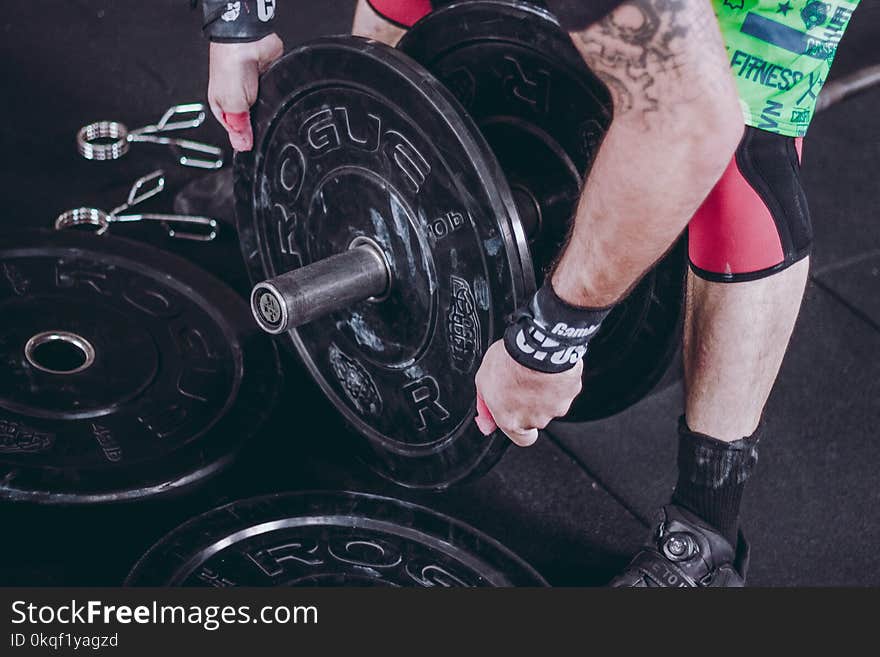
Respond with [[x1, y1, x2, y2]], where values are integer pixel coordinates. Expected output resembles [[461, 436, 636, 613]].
[[670, 416, 761, 546]]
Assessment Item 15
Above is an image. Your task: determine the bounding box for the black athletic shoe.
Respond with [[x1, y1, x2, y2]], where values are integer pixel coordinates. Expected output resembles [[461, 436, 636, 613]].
[[610, 504, 750, 587]]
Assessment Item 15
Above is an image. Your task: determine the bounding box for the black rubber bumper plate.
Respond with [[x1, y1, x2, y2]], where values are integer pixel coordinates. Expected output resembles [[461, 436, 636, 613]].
[[126, 491, 547, 586], [0, 230, 282, 504]]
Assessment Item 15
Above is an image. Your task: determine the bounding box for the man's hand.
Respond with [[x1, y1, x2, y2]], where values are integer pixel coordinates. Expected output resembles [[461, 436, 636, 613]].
[[207, 33, 284, 151], [474, 340, 582, 447]]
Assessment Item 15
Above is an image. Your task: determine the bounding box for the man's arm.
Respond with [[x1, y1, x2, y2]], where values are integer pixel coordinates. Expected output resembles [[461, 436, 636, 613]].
[[476, 0, 744, 444], [549, 0, 744, 306]]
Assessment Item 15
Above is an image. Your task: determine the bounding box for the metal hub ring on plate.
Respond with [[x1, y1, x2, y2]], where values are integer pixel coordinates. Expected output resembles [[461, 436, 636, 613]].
[[125, 491, 547, 587], [23, 330, 97, 375], [0, 230, 282, 504]]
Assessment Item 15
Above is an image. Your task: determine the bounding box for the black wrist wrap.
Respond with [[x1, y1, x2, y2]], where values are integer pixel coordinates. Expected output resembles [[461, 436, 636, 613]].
[[201, 0, 277, 42], [503, 281, 612, 374]]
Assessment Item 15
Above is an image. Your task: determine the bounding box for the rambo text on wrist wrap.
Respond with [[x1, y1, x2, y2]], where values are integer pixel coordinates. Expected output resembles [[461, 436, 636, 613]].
[[503, 281, 612, 374], [200, 0, 277, 42]]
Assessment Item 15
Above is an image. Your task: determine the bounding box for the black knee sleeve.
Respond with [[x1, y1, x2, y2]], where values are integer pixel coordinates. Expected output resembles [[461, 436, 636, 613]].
[[689, 127, 813, 284]]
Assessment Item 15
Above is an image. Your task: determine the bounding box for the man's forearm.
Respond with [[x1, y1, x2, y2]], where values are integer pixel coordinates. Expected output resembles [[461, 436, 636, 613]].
[[550, 0, 744, 307]]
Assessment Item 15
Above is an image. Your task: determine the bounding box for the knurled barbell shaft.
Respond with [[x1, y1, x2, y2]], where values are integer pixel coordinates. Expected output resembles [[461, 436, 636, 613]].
[[250, 240, 391, 334]]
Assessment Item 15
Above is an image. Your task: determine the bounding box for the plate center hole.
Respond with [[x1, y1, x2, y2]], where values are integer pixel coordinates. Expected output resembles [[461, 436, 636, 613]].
[[25, 331, 96, 375]]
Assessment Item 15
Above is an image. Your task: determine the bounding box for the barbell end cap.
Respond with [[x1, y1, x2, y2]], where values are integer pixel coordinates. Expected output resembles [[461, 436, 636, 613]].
[[251, 282, 290, 335]]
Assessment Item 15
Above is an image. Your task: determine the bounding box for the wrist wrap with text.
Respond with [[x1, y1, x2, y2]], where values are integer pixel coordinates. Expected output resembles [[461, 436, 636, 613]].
[[503, 281, 612, 374], [200, 0, 277, 42]]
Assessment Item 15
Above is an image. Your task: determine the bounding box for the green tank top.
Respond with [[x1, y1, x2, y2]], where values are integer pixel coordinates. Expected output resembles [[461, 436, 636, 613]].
[[712, 0, 860, 136]]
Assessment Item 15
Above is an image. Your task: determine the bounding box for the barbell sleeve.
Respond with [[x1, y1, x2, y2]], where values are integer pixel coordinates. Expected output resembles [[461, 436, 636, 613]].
[[250, 239, 391, 334]]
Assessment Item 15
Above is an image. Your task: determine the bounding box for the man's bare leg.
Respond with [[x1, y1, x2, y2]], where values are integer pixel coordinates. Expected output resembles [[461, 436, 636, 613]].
[[627, 257, 811, 577], [684, 259, 810, 442], [351, 0, 406, 45], [611, 261, 810, 586]]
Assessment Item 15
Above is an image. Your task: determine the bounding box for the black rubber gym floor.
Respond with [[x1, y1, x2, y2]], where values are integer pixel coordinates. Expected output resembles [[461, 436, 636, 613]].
[[0, 1, 878, 586]]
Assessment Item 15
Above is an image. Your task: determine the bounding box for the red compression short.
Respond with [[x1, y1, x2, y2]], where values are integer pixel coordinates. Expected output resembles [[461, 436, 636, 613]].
[[366, 0, 431, 27]]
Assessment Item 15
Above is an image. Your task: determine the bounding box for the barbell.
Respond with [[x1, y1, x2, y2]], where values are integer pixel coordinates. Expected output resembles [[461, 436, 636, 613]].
[[234, 1, 686, 489]]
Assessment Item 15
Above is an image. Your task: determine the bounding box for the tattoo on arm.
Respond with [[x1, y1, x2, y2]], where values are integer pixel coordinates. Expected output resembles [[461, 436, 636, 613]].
[[573, 0, 717, 122]]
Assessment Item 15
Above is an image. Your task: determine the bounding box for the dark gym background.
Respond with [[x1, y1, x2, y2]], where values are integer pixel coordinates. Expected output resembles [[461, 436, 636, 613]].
[[0, 1, 878, 586]]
